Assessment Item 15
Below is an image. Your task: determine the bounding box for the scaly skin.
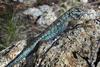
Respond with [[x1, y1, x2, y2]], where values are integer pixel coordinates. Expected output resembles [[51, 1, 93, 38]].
[[6, 7, 85, 67]]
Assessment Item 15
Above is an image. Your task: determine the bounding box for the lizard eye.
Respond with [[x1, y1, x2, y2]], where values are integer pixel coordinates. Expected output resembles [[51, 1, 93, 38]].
[[69, 7, 83, 19]]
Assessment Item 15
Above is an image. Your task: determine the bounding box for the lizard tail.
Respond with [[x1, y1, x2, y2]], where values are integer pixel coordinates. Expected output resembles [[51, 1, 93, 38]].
[[5, 37, 41, 67]]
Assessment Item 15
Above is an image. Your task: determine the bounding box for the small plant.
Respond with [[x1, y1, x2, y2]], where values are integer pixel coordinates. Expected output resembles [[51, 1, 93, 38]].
[[0, 6, 16, 51]]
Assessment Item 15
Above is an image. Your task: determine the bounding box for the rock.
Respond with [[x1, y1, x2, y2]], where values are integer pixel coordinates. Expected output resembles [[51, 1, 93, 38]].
[[0, 40, 26, 67], [13, 0, 37, 6], [37, 5, 57, 27], [97, 62, 100, 67], [39, 5, 53, 12], [82, 8, 97, 20], [23, 7, 43, 18], [23, 5, 57, 27], [80, 0, 88, 3]]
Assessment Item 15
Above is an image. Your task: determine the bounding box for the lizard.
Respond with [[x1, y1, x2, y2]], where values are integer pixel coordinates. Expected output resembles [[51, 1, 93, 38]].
[[6, 7, 89, 67]]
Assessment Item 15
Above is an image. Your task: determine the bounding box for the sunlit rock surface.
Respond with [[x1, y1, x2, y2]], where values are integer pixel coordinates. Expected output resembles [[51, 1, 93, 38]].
[[0, 0, 100, 67]]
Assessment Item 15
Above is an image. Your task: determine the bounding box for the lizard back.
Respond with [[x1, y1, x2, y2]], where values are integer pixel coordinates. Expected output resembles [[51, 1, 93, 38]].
[[6, 7, 85, 67]]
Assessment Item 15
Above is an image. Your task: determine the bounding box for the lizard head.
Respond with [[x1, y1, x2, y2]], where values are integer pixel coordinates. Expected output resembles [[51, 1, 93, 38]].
[[68, 7, 85, 20]]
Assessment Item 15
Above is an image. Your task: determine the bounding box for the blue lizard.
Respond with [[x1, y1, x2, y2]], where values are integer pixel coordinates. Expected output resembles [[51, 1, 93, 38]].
[[6, 7, 85, 67]]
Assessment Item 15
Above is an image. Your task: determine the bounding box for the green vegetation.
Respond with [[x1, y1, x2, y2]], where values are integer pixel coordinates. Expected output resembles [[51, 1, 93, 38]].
[[0, 9, 16, 51]]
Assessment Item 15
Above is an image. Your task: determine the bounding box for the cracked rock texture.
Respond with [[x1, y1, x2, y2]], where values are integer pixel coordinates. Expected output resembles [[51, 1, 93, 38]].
[[0, 0, 100, 67]]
